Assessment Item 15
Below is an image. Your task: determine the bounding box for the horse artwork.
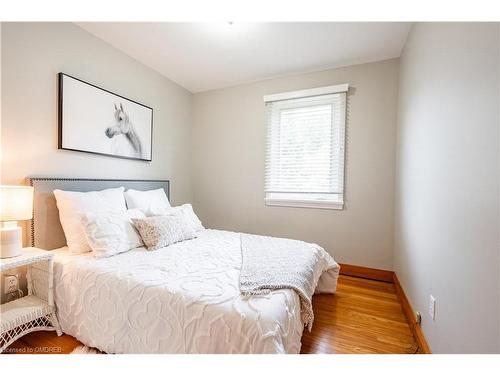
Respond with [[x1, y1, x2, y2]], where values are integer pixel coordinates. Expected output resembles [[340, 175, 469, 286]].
[[105, 103, 143, 159], [58, 73, 153, 161]]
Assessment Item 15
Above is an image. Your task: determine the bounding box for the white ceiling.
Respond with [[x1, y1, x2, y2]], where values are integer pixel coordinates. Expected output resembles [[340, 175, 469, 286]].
[[77, 22, 412, 93]]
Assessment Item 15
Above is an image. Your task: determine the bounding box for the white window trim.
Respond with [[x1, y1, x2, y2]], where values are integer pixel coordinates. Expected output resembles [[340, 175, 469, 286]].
[[265, 198, 344, 210], [264, 83, 348, 210], [263, 83, 349, 103]]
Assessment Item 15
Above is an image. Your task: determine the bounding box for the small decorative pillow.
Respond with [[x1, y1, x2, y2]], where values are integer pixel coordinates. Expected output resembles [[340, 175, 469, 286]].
[[124, 188, 170, 214], [148, 204, 204, 232], [81, 209, 145, 258], [131, 212, 197, 251]]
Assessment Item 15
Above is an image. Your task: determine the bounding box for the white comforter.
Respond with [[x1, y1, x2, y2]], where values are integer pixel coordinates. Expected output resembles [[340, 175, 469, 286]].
[[48, 229, 339, 354]]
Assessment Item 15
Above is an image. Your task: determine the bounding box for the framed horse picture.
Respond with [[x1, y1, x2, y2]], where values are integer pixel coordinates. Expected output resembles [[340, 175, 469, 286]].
[[58, 73, 153, 161]]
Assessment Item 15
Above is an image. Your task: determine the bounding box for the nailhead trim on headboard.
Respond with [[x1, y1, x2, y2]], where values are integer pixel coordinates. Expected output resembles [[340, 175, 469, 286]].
[[27, 177, 170, 248]]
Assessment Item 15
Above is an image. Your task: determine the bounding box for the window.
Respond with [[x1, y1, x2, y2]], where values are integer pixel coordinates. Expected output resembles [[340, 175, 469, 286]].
[[264, 84, 348, 209]]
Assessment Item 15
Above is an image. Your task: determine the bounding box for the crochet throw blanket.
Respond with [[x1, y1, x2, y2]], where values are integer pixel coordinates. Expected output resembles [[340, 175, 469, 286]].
[[239, 233, 337, 331]]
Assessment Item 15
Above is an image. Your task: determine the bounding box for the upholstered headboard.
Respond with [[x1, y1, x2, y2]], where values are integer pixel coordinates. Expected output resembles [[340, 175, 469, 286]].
[[27, 177, 170, 250]]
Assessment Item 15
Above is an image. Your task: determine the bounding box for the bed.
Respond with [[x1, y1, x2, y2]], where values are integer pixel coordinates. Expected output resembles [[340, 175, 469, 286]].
[[28, 177, 339, 354]]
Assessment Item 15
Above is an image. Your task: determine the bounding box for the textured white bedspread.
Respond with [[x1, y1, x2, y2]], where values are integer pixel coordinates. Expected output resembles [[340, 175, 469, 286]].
[[49, 229, 339, 354]]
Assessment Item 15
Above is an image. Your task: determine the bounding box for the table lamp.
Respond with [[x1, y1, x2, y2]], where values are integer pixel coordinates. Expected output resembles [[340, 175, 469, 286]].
[[0, 185, 34, 258]]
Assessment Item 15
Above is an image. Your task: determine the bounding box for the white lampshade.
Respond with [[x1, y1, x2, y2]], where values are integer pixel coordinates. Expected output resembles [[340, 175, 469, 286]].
[[0, 185, 34, 222]]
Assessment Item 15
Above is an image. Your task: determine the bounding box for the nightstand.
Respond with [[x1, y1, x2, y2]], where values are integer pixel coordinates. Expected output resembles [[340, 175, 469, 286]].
[[0, 247, 62, 353]]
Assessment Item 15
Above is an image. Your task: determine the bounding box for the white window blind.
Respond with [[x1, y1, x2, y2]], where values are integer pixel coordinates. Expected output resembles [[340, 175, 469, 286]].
[[264, 84, 347, 209]]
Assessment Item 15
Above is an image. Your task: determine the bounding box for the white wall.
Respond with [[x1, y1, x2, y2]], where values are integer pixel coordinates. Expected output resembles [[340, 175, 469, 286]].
[[498, 24, 500, 354], [192, 59, 399, 269], [394, 23, 499, 353], [1, 23, 193, 206]]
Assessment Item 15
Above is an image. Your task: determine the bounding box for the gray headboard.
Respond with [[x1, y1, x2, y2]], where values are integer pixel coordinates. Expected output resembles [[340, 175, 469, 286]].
[[27, 177, 170, 250]]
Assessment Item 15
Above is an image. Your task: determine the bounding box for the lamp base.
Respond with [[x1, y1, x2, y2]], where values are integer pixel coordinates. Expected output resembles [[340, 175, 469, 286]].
[[1, 221, 22, 258]]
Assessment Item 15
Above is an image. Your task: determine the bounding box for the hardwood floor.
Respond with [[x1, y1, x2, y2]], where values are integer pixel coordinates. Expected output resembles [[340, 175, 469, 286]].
[[3, 275, 418, 354], [301, 275, 418, 354]]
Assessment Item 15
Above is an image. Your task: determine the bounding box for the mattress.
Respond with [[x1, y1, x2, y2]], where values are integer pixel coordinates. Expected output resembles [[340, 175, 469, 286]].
[[44, 229, 339, 354]]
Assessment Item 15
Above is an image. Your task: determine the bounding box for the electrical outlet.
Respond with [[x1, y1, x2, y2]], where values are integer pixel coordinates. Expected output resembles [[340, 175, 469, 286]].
[[415, 311, 422, 325], [429, 295, 436, 321], [4, 275, 19, 294]]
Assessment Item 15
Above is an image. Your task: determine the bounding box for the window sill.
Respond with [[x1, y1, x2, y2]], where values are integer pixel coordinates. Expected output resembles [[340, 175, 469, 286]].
[[265, 198, 344, 210]]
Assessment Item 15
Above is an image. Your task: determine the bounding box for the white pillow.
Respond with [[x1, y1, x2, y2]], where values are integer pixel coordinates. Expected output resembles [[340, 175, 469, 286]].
[[148, 204, 204, 232], [81, 209, 145, 258], [124, 188, 170, 214], [132, 211, 196, 251], [53, 187, 127, 254]]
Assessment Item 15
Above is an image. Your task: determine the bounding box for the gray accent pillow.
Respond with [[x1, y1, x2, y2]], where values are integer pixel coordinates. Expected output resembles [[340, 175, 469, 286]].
[[132, 212, 197, 251]]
